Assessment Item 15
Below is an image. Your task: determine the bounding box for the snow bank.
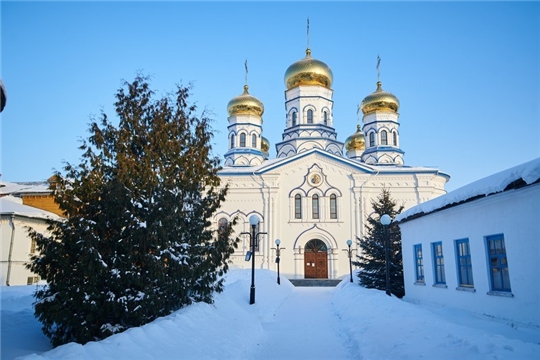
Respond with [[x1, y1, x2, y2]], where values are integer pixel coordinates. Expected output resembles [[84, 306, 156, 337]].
[[16, 270, 293, 360], [333, 279, 540, 359], [4, 270, 539, 360]]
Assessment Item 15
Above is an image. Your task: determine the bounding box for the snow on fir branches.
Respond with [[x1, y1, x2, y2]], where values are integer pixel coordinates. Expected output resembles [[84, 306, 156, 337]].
[[26, 75, 238, 347]]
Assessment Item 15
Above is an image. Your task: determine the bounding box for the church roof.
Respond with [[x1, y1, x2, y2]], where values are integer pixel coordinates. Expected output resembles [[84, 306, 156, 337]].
[[0, 180, 51, 196], [0, 195, 60, 220], [219, 148, 449, 177]]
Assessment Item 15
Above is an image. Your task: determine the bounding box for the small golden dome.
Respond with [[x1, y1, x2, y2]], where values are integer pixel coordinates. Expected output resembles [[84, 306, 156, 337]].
[[345, 125, 366, 151], [360, 81, 400, 115], [284, 49, 333, 90], [227, 85, 264, 117], [261, 136, 270, 154]]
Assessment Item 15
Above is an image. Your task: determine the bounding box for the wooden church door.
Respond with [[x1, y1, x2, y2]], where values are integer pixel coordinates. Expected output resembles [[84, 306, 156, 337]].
[[304, 239, 328, 279]]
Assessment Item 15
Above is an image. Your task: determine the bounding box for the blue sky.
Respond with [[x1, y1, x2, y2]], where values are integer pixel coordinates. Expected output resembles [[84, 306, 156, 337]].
[[2, 1, 539, 192]]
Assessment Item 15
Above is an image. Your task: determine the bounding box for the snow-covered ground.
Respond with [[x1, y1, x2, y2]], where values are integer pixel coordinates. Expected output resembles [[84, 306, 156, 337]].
[[2, 269, 539, 360]]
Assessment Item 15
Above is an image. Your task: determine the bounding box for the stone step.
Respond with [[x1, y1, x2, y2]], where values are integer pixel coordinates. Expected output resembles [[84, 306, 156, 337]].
[[289, 279, 343, 287]]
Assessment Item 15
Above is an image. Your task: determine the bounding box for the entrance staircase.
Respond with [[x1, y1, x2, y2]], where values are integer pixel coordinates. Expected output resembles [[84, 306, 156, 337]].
[[289, 279, 343, 287]]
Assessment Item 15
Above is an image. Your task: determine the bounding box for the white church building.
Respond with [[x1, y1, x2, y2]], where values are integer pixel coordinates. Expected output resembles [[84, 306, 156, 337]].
[[215, 46, 450, 280]]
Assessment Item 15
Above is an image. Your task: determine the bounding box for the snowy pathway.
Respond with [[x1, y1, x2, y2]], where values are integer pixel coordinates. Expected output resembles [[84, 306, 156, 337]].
[[246, 287, 355, 360]]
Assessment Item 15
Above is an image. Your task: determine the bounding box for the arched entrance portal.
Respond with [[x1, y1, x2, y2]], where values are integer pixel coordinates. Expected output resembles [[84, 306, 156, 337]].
[[304, 239, 328, 279]]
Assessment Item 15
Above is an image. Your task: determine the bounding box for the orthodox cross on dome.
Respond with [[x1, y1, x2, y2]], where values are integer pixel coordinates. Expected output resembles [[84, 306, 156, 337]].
[[307, 17, 310, 51], [244, 59, 248, 87], [377, 54, 381, 81]]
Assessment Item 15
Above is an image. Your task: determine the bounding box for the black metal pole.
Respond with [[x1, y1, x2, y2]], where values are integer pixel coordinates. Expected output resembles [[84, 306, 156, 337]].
[[250, 224, 256, 305], [384, 225, 391, 296], [277, 247, 281, 285], [349, 249, 353, 283]]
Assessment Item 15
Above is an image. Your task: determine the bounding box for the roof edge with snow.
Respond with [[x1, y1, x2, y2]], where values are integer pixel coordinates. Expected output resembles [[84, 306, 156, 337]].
[[395, 157, 540, 223]]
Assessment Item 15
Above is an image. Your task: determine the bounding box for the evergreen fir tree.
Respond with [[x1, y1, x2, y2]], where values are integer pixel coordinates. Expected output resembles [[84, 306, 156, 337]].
[[27, 75, 237, 346], [352, 188, 405, 298]]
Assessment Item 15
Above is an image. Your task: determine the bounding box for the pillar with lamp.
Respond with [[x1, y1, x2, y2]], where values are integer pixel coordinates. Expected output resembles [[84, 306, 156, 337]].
[[241, 215, 267, 305], [273, 239, 285, 285], [345, 239, 354, 282]]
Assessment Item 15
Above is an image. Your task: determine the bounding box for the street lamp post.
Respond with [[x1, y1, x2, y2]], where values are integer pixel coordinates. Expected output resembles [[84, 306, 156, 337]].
[[275, 239, 281, 285], [346, 239, 353, 283], [241, 215, 267, 305], [380, 214, 392, 297]]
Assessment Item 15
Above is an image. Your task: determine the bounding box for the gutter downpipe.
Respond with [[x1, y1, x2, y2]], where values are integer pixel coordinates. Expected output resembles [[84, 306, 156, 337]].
[[6, 214, 16, 286]]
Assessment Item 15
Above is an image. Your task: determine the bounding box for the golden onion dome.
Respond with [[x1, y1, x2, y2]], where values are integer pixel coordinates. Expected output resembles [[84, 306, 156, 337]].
[[360, 81, 400, 115], [345, 125, 366, 151], [227, 85, 264, 117], [261, 136, 270, 154], [284, 49, 333, 90]]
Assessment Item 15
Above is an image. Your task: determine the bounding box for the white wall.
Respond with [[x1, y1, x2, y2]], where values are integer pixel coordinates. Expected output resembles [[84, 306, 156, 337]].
[[400, 183, 540, 327], [1, 215, 47, 286]]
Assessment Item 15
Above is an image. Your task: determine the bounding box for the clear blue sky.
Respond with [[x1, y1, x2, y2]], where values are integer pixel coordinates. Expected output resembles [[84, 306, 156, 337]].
[[2, 1, 539, 192]]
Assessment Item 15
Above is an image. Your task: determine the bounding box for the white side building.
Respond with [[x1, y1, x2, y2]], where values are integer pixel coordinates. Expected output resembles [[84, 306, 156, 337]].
[[216, 46, 450, 280], [0, 195, 60, 286], [396, 158, 540, 327]]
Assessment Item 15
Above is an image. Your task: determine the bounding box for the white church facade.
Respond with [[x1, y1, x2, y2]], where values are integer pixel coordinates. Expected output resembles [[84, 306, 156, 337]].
[[215, 46, 450, 279]]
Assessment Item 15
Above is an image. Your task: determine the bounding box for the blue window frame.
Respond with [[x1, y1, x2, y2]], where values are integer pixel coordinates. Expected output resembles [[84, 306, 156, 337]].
[[230, 134, 235, 149], [292, 112, 297, 127], [369, 132, 375, 147], [414, 244, 424, 283], [455, 238, 474, 287], [486, 234, 511, 292], [432, 242, 446, 285], [252, 134, 257, 148]]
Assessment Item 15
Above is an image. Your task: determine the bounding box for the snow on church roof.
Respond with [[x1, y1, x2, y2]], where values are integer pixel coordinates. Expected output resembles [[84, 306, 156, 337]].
[[219, 148, 450, 177], [396, 157, 540, 223], [0, 195, 61, 220], [0, 180, 51, 195]]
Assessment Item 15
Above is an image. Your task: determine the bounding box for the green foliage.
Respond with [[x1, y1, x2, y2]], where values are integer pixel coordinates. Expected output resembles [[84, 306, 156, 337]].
[[353, 188, 405, 298], [27, 75, 238, 346]]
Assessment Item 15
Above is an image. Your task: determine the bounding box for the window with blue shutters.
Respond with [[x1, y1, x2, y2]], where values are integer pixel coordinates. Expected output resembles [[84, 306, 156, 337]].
[[455, 238, 474, 288], [414, 244, 424, 283], [486, 234, 511, 292], [432, 242, 446, 285]]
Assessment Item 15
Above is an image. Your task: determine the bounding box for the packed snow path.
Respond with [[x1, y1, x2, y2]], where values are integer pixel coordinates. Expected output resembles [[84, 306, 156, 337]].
[[246, 287, 355, 360]]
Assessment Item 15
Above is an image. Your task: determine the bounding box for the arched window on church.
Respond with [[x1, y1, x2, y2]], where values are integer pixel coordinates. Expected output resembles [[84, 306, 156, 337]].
[[312, 194, 319, 219], [252, 134, 257, 148], [230, 134, 235, 149], [307, 109, 313, 124], [369, 132, 375, 147], [240, 133, 246, 147], [323, 111, 328, 125], [330, 194, 338, 219], [295, 194, 302, 219], [292, 112, 297, 127], [381, 130, 388, 145], [393, 131, 397, 146]]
